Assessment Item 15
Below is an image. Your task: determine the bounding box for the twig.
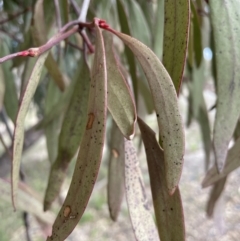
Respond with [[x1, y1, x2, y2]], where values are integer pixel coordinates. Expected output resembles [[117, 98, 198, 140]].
[[78, 0, 91, 21], [0, 7, 30, 25], [79, 30, 94, 53], [67, 41, 83, 51]]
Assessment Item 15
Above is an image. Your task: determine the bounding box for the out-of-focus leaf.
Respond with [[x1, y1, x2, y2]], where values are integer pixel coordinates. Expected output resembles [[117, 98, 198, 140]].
[[210, 1, 240, 171], [110, 30, 185, 194], [138, 117, 185, 241], [116, 0, 138, 101], [59, 0, 69, 25], [44, 80, 62, 164], [0, 42, 18, 122], [206, 177, 227, 217], [47, 23, 107, 241], [202, 137, 240, 188], [44, 59, 90, 211], [0, 178, 55, 224], [191, 0, 202, 67], [32, 0, 66, 91], [124, 138, 159, 241], [162, 0, 190, 93], [107, 120, 125, 221], [153, 0, 164, 59], [0, 65, 5, 111], [12, 51, 48, 209], [125, 0, 151, 47], [233, 120, 240, 140], [104, 32, 136, 139]]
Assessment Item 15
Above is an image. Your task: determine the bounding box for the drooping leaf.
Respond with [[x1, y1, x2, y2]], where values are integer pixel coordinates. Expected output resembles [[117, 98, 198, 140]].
[[32, 0, 66, 91], [0, 178, 55, 224], [162, 0, 190, 93], [138, 117, 185, 241], [44, 59, 90, 211], [108, 29, 185, 194], [107, 120, 125, 221], [44, 80, 63, 164], [210, 1, 240, 171], [202, 137, 240, 188], [47, 23, 107, 240], [191, 0, 202, 67], [12, 51, 48, 209], [116, 0, 138, 101], [0, 41, 18, 122], [124, 138, 159, 241], [104, 32, 136, 139], [206, 177, 227, 217]]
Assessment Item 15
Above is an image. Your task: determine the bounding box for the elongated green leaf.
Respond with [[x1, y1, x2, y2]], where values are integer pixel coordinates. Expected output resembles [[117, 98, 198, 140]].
[[32, 0, 66, 91], [0, 178, 55, 224], [47, 24, 107, 240], [210, 1, 240, 171], [109, 29, 185, 194], [202, 137, 240, 188], [0, 41, 18, 122], [206, 177, 227, 217], [191, 0, 202, 67], [12, 51, 48, 209], [104, 32, 136, 139], [116, 0, 138, 101], [0, 65, 5, 111], [162, 0, 190, 93], [107, 120, 125, 221], [124, 139, 159, 241], [125, 0, 151, 47], [44, 59, 90, 211], [138, 117, 185, 241]]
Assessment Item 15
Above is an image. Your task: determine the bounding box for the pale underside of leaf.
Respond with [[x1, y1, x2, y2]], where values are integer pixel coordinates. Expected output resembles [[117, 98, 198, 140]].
[[44, 60, 90, 211], [162, 0, 190, 93], [111, 30, 185, 194], [104, 32, 136, 139], [202, 137, 240, 188], [47, 24, 107, 241], [12, 51, 48, 209], [124, 139, 159, 241], [210, 0, 240, 171], [107, 120, 125, 221], [138, 117, 185, 241]]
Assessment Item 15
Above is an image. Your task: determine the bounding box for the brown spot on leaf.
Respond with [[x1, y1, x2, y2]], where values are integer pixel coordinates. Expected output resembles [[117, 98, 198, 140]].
[[86, 113, 95, 129], [63, 205, 71, 218]]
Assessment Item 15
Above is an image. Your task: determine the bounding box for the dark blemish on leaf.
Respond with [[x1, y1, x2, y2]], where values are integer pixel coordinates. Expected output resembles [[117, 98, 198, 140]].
[[86, 113, 95, 129], [170, 208, 173, 211], [157, 114, 159, 117]]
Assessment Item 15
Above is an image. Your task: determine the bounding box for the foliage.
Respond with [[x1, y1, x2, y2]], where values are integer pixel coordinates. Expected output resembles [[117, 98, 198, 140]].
[[0, 0, 239, 240]]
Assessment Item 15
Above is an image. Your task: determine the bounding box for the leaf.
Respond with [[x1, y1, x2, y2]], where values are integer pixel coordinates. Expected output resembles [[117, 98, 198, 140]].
[[32, 0, 66, 91], [12, 51, 48, 209], [104, 32, 136, 139], [202, 137, 240, 188], [210, 1, 240, 171], [107, 120, 125, 221], [162, 0, 190, 93], [206, 177, 227, 217], [191, 0, 202, 67], [47, 23, 107, 241], [108, 29, 185, 194], [0, 41, 18, 122], [44, 79, 63, 165], [138, 117, 185, 241], [0, 178, 55, 224], [116, 0, 138, 101], [44, 59, 90, 211], [124, 139, 159, 241], [0, 64, 5, 111]]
